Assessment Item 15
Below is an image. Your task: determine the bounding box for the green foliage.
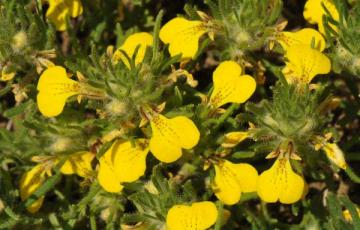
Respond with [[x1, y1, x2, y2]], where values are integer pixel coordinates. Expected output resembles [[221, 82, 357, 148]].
[[0, 0, 55, 76], [326, 0, 360, 76], [209, 0, 282, 58], [246, 82, 330, 154]]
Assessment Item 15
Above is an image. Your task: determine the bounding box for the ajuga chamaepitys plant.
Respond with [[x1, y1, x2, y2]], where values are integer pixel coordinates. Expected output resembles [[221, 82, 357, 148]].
[[0, 0, 359, 229]]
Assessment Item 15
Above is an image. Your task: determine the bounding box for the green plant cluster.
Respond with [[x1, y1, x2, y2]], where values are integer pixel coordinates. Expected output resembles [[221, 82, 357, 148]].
[[0, 0, 359, 229]]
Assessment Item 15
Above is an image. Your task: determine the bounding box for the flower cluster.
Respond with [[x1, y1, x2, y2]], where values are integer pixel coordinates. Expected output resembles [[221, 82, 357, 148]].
[[0, 0, 359, 229]]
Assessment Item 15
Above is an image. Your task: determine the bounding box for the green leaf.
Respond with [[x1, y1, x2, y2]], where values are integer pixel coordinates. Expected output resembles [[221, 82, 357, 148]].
[[0, 81, 12, 97], [232, 151, 255, 159], [151, 10, 164, 64], [3, 100, 31, 118], [214, 201, 224, 230], [345, 166, 360, 184]]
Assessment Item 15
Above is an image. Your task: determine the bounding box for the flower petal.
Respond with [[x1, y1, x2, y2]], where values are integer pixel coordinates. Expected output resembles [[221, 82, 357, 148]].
[[159, 17, 207, 59], [149, 134, 182, 163], [213, 160, 258, 205], [46, 0, 69, 31], [19, 164, 47, 213], [277, 28, 326, 52], [303, 0, 324, 24], [166, 201, 218, 230], [60, 151, 95, 178], [65, 0, 83, 18], [322, 143, 347, 169], [257, 158, 305, 204], [46, 0, 83, 31], [149, 114, 200, 163], [113, 139, 149, 182], [27, 198, 45, 214], [97, 139, 149, 192], [1, 69, 16, 81], [37, 93, 70, 117], [221, 131, 249, 148], [113, 32, 153, 68], [210, 61, 256, 108], [343, 207, 360, 222], [37, 66, 81, 117], [303, 0, 339, 34], [169, 116, 200, 149], [97, 142, 124, 193], [283, 45, 331, 84], [213, 164, 241, 205]]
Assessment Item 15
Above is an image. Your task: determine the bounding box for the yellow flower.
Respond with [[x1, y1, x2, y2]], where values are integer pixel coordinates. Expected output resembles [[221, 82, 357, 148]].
[[0, 68, 16, 81], [209, 61, 256, 108], [343, 207, 360, 222], [97, 139, 149, 193], [60, 151, 95, 178], [212, 160, 258, 205], [37, 66, 103, 117], [46, 0, 83, 31], [276, 28, 326, 52], [322, 142, 347, 169], [221, 131, 249, 148], [282, 45, 331, 84], [149, 114, 200, 163], [166, 201, 218, 230], [303, 0, 339, 34], [112, 32, 153, 68], [19, 164, 47, 213], [159, 17, 208, 59], [257, 157, 305, 204], [37, 66, 81, 117]]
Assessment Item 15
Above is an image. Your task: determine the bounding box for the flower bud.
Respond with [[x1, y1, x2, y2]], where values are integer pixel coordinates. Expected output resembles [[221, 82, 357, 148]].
[[50, 137, 72, 153], [106, 99, 128, 116], [11, 31, 27, 51], [236, 30, 251, 45]]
